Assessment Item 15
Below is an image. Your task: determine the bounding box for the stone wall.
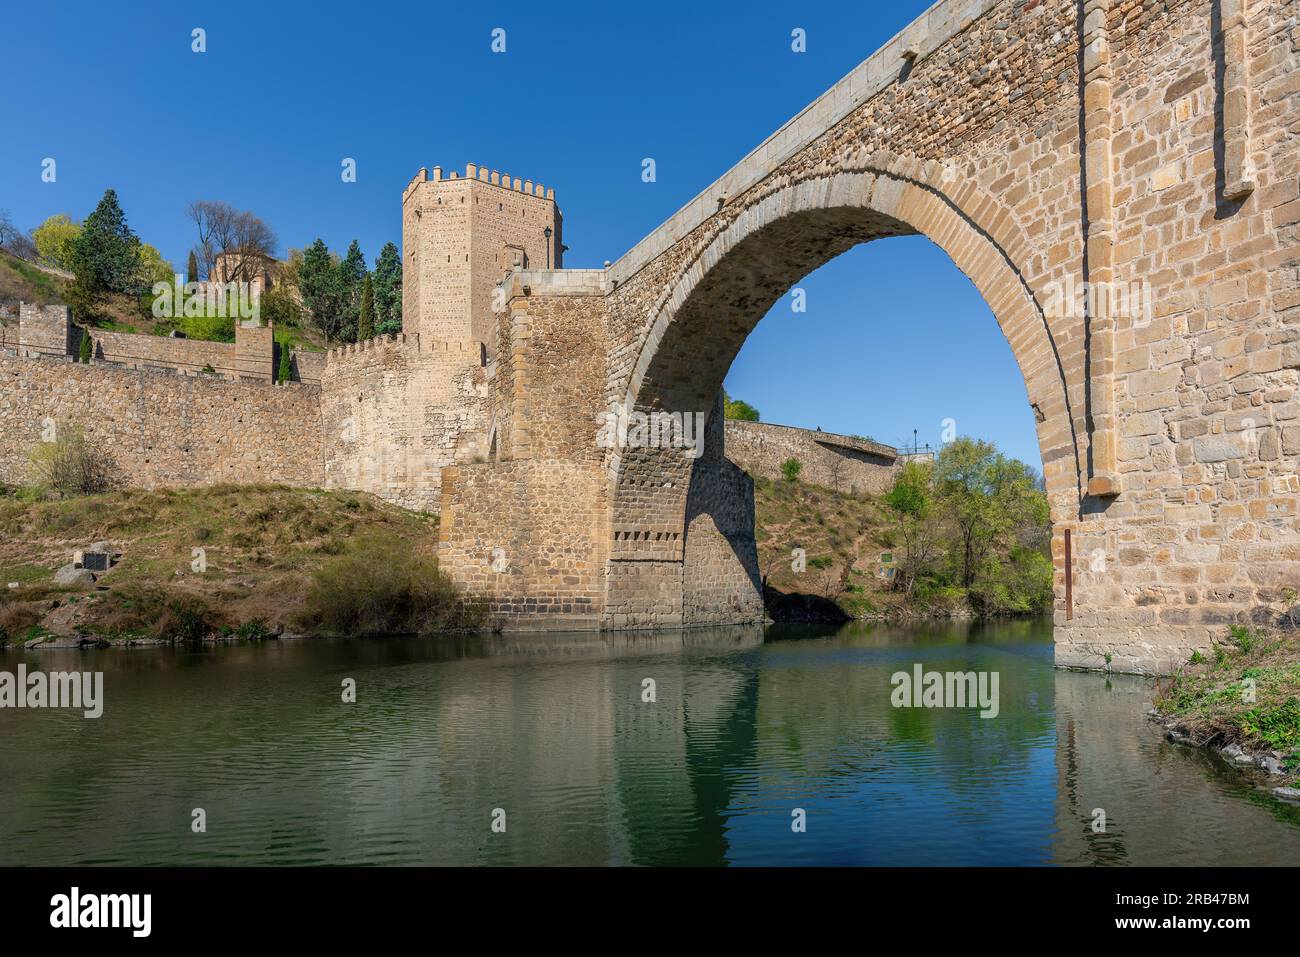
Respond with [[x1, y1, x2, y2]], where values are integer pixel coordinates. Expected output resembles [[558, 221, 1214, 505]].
[[0, 353, 322, 489], [438, 460, 608, 628], [17, 304, 72, 358], [320, 334, 490, 512], [724, 420, 899, 493]]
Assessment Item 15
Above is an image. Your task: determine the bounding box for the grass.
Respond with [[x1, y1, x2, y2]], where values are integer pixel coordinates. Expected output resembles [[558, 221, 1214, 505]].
[[0, 484, 478, 642], [752, 473, 907, 620], [0, 250, 66, 306], [1155, 626, 1300, 783]]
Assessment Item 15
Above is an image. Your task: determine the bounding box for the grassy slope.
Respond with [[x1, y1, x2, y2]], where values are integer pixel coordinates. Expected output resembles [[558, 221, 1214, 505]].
[[0, 253, 328, 352], [1155, 628, 1300, 784], [0, 251, 66, 307], [0, 485, 439, 643], [752, 474, 960, 621]]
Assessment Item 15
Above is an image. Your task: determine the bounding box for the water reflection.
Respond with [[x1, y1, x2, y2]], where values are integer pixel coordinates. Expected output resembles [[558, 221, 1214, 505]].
[[0, 620, 1296, 865]]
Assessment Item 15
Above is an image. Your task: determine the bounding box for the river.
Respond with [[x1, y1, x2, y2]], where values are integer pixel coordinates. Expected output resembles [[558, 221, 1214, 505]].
[[2, 618, 1298, 865]]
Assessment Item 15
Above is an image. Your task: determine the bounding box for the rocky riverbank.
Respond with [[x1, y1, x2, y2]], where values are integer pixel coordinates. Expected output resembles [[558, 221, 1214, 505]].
[[1150, 626, 1300, 802]]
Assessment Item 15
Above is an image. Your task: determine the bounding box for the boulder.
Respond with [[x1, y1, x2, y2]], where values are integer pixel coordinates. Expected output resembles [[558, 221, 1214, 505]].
[[53, 564, 95, 587]]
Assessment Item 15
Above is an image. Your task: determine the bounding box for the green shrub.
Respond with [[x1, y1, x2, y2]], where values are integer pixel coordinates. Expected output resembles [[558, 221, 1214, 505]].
[[27, 424, 114, 498], [293, 538, 486, 636], [781, 457, 802, 482]]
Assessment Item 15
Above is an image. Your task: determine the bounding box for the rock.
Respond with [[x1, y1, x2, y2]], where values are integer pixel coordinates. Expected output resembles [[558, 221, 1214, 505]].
[[6, 582, 17, 590], [1272, 787, 1300, 803], [1260, 755, 1285, 775], [52, 564, 95, 587], [1222, 742, 1244, 759]]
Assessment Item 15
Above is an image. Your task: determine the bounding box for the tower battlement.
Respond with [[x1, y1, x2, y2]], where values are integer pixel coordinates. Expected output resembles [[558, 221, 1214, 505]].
[[401, 163, 563, 356]]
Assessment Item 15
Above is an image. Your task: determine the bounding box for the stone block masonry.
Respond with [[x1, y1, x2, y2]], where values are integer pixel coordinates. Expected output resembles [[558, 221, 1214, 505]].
[[0, 353, 322, 489], [437, 0, 1300, 674], [724, 420, 900, 494]]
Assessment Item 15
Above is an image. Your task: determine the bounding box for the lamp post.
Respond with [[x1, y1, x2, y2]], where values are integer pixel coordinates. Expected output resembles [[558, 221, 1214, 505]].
[[543, 227, 552, 269]]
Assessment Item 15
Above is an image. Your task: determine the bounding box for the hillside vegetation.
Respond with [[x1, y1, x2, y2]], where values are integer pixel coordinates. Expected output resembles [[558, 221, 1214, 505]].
[[0, 250, 66, 308], [0, 485, 483, 645], [754, 437, 1053, 622]]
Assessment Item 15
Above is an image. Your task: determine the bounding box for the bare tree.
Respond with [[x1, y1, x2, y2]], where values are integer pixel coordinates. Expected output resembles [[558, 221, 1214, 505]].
[[187, 200, 277, 281], [0, 209, 37, 260]]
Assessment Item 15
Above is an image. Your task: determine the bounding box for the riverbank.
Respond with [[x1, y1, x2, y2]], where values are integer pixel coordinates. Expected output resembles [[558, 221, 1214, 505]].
[[0, 484, 483, 647], [1152, 626, 1300, 799], [752, 472, 1052, 624]]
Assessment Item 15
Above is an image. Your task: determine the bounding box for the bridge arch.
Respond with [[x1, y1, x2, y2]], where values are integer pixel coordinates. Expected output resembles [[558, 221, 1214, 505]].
[[603, 162, 1083, 628]]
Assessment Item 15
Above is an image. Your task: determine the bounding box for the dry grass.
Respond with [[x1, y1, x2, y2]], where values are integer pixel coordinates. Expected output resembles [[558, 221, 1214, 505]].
[[0, 484, 454, 640]]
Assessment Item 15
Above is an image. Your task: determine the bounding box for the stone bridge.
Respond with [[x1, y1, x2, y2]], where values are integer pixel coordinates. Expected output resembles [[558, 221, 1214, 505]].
[[438, 0, 1300, 674]]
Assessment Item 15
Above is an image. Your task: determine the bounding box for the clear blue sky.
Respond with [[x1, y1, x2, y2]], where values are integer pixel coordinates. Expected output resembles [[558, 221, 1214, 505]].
[[1, 0, 1041, 470]]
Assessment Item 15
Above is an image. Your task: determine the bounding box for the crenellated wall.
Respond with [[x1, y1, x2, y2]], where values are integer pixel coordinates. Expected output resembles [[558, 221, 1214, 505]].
[[320, 333, 491, 512]]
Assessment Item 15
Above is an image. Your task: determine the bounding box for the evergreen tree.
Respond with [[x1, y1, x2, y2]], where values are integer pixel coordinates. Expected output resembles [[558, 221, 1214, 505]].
[[298, 238, 343, 340], [277, 340, 292, 384], [358, 274, 375, 341], [78, 331, 93, 363], [187, 249, 199, 284], [335, 240, 367, 342], [71, 189, 142, 296], [372, 241, 403, 335]]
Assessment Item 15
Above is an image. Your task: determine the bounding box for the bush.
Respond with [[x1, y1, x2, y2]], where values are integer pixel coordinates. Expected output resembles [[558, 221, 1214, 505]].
[[293, 538, 486, 636], [27, 425, 113, 498], [781, 457, 803, 482]]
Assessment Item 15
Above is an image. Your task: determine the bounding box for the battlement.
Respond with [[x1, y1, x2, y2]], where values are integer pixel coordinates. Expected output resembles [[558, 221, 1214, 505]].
[[403, 164, 555, 204], [402, 160, 564, 353], [324, 332, 419, 364]]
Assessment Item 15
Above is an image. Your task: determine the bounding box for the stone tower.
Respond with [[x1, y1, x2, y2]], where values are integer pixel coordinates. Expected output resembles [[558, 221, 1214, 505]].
[[401, 163, 562, 356]]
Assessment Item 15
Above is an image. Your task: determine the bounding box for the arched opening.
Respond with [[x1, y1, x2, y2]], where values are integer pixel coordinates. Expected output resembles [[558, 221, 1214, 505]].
[[604, 169, 1083, 628]]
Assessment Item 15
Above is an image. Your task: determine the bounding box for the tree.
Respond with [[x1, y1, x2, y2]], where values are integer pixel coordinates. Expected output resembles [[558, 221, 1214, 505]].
[[932, 438, 1042, 588], [781, 457, 802, 482], [372, 242, 403, 335], [277, 340, 292, 384], [137, 244, 174, 287], [187, 199, 277, 282], [883, 460, 942, 597], [358, 274, 375, 341], [335, 240, 367, 343], [723, 390, 760, 421], [0, 209, 38, 260], [261, 284, 305, 329], [187, 250, 199, 285], [32, 214, 83, 270], [78, 332, 92, 363], [298, 239, 343, 340], [71, 189, 142, 296]]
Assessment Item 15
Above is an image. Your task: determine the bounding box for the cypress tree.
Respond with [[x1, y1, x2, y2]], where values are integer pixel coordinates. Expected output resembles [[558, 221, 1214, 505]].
[[78, 331, 92, 363], [277, 340, 292, 384], [187, 249, 199, 285], [358, 274, 375, 341]]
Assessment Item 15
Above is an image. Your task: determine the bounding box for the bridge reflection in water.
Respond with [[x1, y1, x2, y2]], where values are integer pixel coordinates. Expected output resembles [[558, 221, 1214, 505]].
[[1, 622, 1298, 866]]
